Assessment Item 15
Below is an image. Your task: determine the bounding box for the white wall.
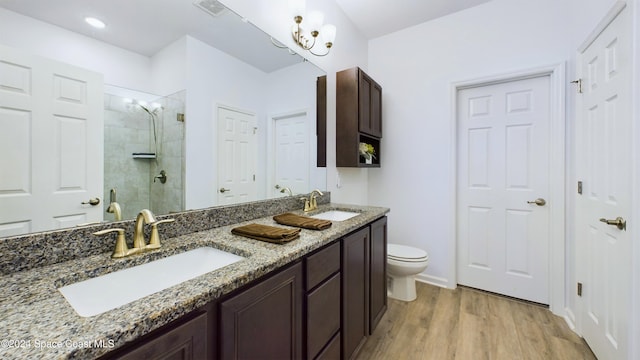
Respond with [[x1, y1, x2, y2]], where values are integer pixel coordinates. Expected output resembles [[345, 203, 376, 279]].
[[0, 8, 153, 93], [265, 62, 327, 194], [182, 39, 330, 209], [183, 36, 268, 210], [221, 0, 370, 205], [151, 37, 187, 97], [367, 0, 618, 322]]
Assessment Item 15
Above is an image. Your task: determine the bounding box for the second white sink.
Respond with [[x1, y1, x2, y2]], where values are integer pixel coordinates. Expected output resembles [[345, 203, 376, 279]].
[[58, 247, 245, 317], [310, 210, 360, 222]]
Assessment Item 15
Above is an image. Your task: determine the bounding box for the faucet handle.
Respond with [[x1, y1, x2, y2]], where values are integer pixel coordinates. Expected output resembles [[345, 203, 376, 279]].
[[147, 218, 175, 249], [94, 228, 136, 259]]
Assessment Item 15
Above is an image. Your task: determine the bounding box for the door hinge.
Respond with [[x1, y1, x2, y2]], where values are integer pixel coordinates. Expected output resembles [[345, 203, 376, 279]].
[[577, 282, 583, 297], [253, 174, 255, 181], [253, 127, 257, 135], [577, 181, 583, 195], [571, 79, 583, 94]]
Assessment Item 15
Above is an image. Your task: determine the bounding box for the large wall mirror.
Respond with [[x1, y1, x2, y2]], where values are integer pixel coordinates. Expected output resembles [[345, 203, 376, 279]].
[[0, 0, 327, 237]]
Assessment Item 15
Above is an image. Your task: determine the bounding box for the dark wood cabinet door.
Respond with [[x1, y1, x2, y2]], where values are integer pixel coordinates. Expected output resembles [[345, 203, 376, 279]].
[[220, 262, 303, 360], [112, 312, 208, 360], [358, 71, 382, 138], [370, 81, 382, 137], [369, 216, 388, 333], [342, 227, 370, 360]]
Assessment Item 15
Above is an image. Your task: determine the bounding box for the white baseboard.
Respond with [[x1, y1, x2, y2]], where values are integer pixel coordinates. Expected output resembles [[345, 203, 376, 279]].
[[415, 273, 454, 289], [563, 307, 580, 336]]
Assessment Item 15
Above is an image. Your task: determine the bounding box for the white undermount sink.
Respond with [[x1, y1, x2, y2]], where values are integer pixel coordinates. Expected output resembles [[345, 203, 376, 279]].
[[58, 247, 244, 317], [310, 210, 360, 222]]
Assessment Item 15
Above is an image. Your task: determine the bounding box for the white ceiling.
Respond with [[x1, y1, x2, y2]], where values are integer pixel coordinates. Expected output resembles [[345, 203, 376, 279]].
[[0, 0, 494, 71], [0, 0, 304, 73], [335, 0, 493, 39]]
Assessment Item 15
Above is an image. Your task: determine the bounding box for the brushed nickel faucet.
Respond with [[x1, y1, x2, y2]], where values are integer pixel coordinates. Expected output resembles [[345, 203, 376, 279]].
[[106, 188, 122, 221], [301, 189, 324, 212], [94, 209, 175, 258], [310, 189, 324, 210], [106, 201, 122, 221], [279, 187, 293, 196], [133, 209, 157, 249]]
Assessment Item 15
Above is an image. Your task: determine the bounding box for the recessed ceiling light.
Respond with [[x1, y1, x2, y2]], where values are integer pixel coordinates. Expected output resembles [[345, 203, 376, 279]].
[[85, 17, 106, 29]]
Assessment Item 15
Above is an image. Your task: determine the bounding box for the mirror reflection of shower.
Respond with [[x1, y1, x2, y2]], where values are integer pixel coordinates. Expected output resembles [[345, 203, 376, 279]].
[[126, 98, 163, 161], [104, 87, 185, 220]]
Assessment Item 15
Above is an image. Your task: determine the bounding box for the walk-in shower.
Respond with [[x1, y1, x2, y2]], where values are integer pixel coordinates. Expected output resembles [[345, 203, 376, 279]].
[[103, 88, 185, 220]]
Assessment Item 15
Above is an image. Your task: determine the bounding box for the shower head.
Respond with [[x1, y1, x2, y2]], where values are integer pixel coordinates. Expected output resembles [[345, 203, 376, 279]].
[[130, 100, 163, 115]]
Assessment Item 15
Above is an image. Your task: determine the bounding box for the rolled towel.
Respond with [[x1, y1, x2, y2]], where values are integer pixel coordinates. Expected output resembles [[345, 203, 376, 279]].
[[273, 213, 332, 230], [231, 223, 301, 244]]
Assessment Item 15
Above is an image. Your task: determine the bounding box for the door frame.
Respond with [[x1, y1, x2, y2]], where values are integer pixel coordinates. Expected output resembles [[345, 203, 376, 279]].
[[449, 64, 566, 314]]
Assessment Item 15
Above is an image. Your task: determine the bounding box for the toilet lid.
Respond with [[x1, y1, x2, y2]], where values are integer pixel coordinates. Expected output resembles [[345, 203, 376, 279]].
[[388, 244, 428, 261]]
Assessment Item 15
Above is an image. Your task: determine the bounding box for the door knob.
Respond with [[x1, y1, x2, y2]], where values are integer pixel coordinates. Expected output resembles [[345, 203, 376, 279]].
[[599, 217, 626, 231], [527, 198, 546, 206], [219, 188, 231, 193], [275, 184, 281, 189], [81, 198, 101, 206]]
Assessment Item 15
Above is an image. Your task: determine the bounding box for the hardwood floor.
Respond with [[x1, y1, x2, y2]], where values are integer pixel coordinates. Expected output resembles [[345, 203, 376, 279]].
[[356, 283, 596, 360]]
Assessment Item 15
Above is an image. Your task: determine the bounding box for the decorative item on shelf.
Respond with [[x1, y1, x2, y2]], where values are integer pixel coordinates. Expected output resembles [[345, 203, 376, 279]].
[[287, 0, 336, 57], [359, 142, 376, 165]]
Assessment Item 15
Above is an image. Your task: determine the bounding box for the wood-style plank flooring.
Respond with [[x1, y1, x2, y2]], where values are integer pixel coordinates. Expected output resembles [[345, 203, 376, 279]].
[[356, 283, 596, 360]]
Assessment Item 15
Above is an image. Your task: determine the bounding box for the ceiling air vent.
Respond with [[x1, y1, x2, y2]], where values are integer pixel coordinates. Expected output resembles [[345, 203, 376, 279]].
[[193, 0, 228, 17]]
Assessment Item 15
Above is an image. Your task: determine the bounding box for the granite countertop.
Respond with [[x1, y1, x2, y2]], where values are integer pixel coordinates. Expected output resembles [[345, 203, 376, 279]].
[[0, 203, 389, 359]]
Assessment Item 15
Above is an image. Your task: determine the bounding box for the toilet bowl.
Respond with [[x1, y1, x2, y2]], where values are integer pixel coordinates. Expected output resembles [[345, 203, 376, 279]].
[[387, 244, 429, 302]]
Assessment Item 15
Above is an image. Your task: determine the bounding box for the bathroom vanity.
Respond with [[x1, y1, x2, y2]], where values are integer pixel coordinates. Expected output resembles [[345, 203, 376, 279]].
[[0, 196, 388, 360]]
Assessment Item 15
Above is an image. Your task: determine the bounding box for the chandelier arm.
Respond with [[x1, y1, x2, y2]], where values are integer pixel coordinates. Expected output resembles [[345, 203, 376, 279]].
[[302, 36, 317, 51], [309, 46, 330, 57]]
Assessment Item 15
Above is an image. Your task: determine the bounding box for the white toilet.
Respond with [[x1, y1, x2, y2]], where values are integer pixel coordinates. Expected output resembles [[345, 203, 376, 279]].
[[387, 243, 429, 302]]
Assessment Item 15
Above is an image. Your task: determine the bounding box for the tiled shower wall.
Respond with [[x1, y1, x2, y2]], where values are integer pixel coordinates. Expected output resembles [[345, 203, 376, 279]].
[[103, 90, 185, 221]]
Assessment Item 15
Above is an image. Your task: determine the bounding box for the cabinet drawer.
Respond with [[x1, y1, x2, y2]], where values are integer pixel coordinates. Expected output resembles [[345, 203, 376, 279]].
[[306, 241, 340, 289], [307, 273, 341, 359]]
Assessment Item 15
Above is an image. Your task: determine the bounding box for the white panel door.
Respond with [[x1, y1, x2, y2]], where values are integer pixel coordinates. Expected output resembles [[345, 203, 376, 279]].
[[457, 75, 551, 304], [576, 6, 631, 360], [216, 106, 256, 205], [0, 45, 103, 237], [272, 112, 309, 198]]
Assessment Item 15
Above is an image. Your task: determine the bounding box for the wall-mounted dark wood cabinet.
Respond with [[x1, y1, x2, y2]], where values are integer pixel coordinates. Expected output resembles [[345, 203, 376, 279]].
[[337, 67, 382, 168]]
